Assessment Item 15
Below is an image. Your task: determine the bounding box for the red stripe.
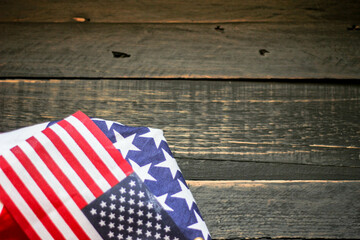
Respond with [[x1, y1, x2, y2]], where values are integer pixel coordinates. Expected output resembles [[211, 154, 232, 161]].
[[42, 127, 103, 198], [0, 185, 40, 240], [1, 152, 65, 240], [26, 136, 88, 208], [73, 111, 133, 176], [57, 119, 119, 187], [11, 146, 91, 240]]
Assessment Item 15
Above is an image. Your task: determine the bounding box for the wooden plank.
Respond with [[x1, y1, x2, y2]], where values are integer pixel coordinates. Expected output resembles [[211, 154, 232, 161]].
[[188, 180, 360, 239], [178, 159, 360, 181], [0, 0, 360, 23], [1, 79, 359, 177], [1, 23, 360, 79]]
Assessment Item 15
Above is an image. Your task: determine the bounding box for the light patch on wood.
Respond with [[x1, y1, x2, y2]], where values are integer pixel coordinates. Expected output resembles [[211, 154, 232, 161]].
[[175, 150, 310, 155], [310, 144, 360, 149]]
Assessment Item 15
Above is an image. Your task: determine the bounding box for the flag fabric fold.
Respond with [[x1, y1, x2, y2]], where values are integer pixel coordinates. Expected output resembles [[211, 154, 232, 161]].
[[0, 111, 211, 240]]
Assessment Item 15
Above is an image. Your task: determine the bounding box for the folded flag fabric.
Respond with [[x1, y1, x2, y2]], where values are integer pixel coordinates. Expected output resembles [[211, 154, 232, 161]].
[[0, 111, 210, 240]]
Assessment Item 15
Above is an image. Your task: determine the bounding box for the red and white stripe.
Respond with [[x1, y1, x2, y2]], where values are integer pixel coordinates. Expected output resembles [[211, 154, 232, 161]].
[[0, 111, 133, 240]]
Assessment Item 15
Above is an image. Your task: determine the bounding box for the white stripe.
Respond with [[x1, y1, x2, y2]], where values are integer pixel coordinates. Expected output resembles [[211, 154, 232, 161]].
[[3, 149, 78, 240], [0, 168, 54, 240], [35, 132, 95, 203], [18, 141, 103, 240], [66, 115, 126, 181], [0, 201, 4, 215], [50, 124, 111, 192]]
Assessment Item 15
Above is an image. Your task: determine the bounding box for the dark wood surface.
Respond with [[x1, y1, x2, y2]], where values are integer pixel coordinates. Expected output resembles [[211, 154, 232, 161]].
[[1, 22, 360, 79], [1, 79, 359, 180], [1, 79, 360, 239], [0, 0, 359, 23], [1, 0, 360, 239], [189, 180, 360, 239]]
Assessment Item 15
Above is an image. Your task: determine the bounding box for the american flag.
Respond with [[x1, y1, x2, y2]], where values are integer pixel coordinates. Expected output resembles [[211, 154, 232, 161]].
[[0, 111, 210, 240]]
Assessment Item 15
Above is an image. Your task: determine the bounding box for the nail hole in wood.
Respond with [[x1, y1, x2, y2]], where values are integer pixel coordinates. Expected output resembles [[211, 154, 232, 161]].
[[259, 49, 269, 56], [112, 51, 131, 58], [215, 26, 224, 32]]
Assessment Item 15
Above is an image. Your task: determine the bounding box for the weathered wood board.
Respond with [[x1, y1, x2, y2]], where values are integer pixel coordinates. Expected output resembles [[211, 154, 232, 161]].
[[0, 22, 360, 79], [0, 0, 359, 23], [189, 180, 360, 239], [1, 79, 359, 180]]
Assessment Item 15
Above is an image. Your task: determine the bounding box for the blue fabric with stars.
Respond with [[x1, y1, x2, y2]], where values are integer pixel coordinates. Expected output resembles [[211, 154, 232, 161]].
[[48, 118, 210, 240], [94, 120, 210, 240], [82, 173, 185, 240]]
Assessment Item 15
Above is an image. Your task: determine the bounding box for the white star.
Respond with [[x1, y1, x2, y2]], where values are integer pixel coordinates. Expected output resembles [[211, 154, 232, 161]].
[[155, 223, 161, 230], [129, 159, 156, 182], [129, 180, 136, 187], [187, 210, 211, 240], [117, 233, 123, 240], [100, 210, 106, 217], [99, 220, 105, 227], [119, 196, 125, 203], [113, 131, 140, 158], [119, 187, 126, 194], [109, 212, 115, 219], [128, 217, 134, 224], [118, 215, 125, 221], [110, 194, 116, 201], [155, 149, 181, 179], [171, 179, 196, 210], [117, 224, 124, 231], [119, 205, 125, 212], [146, 230, 152, 237], [108, 231, 114, 238], [90, 208, 97, 215], [137, 209, 144, 217], [100, 201, 107, 208], [146, 221, 152, 228], [105, 120, 114, 130], [126, 236, 132, 240], [164, 235, 170, 240], [138, 200, 144, 207], [110, 203, 116, 210], [164, 225, 170, 232], [128, 208, 134, 214], [137, 219, 143, 226], [155, 193, 173, 212], [91, 118, 121, 130], [139, 128, 167, 149], [138, 191, 145, 198], [155, 213, 162, 221], [154, 232, 161, 239], [146, 212, 153, 219], [109, 222, 115, 228], [127, 226, 133, 233], [136, 228, 142, 235], [129, 189, 135, 196], [129, 198, 135, 205], [147, 202, 153, 210]]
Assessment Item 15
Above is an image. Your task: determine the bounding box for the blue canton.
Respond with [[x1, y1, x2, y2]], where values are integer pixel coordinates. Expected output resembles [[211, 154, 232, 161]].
[[93, 120, 211, 240], [83, 173, 185, 240]]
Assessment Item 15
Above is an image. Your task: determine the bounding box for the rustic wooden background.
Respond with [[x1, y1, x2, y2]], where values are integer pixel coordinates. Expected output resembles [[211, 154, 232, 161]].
[[0, 0, 360, 79], [0, 1, 360, 239]]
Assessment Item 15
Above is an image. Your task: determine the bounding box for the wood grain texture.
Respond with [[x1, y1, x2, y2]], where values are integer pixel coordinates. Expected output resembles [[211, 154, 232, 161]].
[[189, 180, 360, 239], [1, 23, 360, 79], [1, 79, 359, 181], [0, 0, 359, 23], [178, 159, 360, 181]]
